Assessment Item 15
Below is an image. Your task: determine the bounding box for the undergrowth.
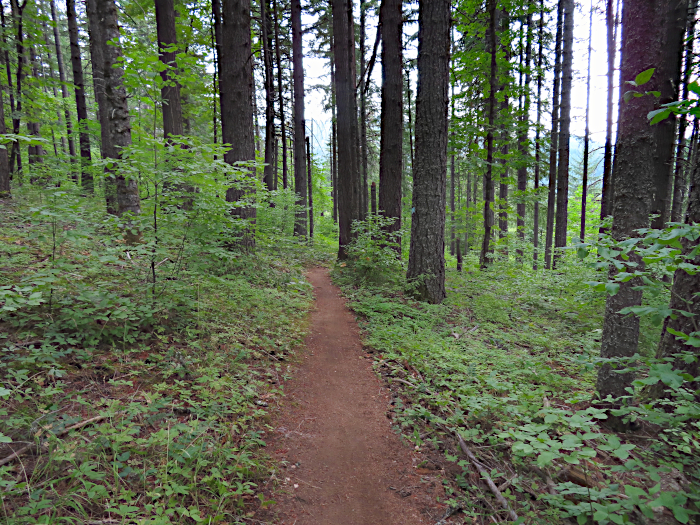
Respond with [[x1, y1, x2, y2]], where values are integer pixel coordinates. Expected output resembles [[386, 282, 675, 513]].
[[333, 226, 699, 525], [0, 182, 332, 524]]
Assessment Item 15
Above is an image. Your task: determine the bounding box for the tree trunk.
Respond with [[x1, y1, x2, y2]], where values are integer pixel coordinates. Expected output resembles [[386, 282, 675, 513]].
[[406, 0, 449, 303], [378, 0, 402, 246], [10, 0, 27, 175], [360, 2, 368, 216], [600, 0, 618, 227], [48, 0, 75, 165], [580, 0, 592, 241], [371, 180, 376, 215], [273, 0, 288, 189], [516, 13, 532, 260], [218, 0, 256, 246], [652, 136, 700, 397], [597, 0, 664, 423], [498, 93, 509, 249], [533, 0, 544, 270], [0, 6, 16, 178], [671, 0, 697, 223], [291, 0, 307, 237], [330, 30, 338, 223], [333, 0, 361, 259], [87, 0, 117, 212], [306, 135, 313, 238], [649, 0, 688, 229], [553, 0, 574, 261], [155, 0, 184, 140], [96, 0, 140, 218], [479, 0, 498, 268], [0, 50, 9, 196], [544, 0, 563, 269], [406, 72, 414, 169], [261, 0, 275, 192], [66, 0, 93, 192], [27, 46, 45, 166]]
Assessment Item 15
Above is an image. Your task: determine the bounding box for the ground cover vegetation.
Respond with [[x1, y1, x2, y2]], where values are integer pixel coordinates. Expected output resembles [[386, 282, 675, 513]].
[[0, 0, 698, 523]]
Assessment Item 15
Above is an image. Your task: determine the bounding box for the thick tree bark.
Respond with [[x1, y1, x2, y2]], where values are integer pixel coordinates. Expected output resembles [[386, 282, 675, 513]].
[[406, 0, 449, 303], [649, 0, 688, 229], [652, 139, 700, 398], [66, 0, 93, 192], [333, 0, 361, 259], [544, 0, 563, 269], [597, 0, 663, 420], [96, 0, 140, 217], [291, 0, 307, 237], [516, 13, 532, 259], [273, 0, 288, 189], [155, 0, 184, 140], [261, 0, 275, 191], [87, 0, 117, 211], [580, 0, 592, 241], [406, 72, 414, 169], [378, 0, 402, 247], [219, 0, 256, 246], [479, 0, 498, 268], [330, 31, 338, 223], [49, 0, 75, 163], [553, 0, 574, 261]]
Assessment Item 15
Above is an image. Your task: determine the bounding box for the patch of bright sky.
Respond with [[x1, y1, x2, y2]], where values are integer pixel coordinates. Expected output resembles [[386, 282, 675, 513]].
[[295, 0, 619, 159]]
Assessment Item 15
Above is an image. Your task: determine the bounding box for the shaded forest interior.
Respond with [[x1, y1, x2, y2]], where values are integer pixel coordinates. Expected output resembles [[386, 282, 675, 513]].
[[0, 0, 700, 523]]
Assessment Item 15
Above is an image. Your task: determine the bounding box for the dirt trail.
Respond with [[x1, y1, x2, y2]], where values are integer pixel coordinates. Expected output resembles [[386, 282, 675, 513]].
[[264, 268, 445, 525]]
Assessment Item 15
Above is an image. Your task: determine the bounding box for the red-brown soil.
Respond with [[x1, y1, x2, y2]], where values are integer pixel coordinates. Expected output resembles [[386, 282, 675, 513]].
[[260, 268, 449, 525]]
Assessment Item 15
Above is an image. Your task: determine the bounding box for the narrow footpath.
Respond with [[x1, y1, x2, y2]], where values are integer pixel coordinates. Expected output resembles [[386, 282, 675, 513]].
[[263, 268, 446, 525]]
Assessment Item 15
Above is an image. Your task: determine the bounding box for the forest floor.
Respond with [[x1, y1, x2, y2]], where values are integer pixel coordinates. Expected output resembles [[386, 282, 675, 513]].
[[259, 268, 450, 525]]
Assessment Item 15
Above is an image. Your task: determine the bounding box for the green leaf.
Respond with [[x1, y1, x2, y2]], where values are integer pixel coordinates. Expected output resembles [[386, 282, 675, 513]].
[[634, 68, 655, 86]]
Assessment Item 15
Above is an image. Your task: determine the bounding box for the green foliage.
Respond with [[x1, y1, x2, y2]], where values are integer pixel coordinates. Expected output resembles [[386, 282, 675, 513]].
[[334, 250, 700, 524], [0, 134, 330, 522]]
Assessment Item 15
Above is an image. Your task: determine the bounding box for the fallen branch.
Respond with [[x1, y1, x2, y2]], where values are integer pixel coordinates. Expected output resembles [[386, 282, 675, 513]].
[[455, 431, 519, 523], [0, 413, 114, 467]]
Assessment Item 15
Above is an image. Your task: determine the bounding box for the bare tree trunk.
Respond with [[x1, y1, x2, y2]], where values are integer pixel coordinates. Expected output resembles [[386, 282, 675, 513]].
[[360, 2, 368, 216], [533, 0, 544, 270], [306, 135, 313, 238], [553, 0, 574, 262], [406, 72, 414, 169], [597, 0, 665, 427], [0, 45, 9, 196], [27, 45, 45, 166], [580, 0, 592, 241], [9, 0, 27, 175], [544, 0, 563, 269], [651, 135, 700, 397], [516, 13, 532, 260], [0, 5, 16, 179], [333, 0, 361, 259], [291, 0, 307, 237], [600, 0, 618, 227], [331, 30, 338, 223], [261, 0, 275, 192], [378, 0, 402, 245], [449, 33, 455, 257], [273, 0, 288, 189], [406, 0, 449, 303], [479, 0, 499, 268], [87, 0, 117, 211], [219, 0, 256, 247], [96, 0, 140, 218], [155, 0, 184, 140], [66, 0, 93, 192], [49, 0, 75, 164], [649, 0, 688, 229], [671, 0, 697, 223]]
